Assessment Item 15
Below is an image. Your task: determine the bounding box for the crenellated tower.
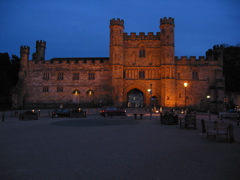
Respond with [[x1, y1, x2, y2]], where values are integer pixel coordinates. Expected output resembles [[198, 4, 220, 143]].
[[13, 45, 30, 108], [160, 17, 176, 107], [109, 18, 124, 106], [19, 45, 30, 78], [32, 40, 46, 61]]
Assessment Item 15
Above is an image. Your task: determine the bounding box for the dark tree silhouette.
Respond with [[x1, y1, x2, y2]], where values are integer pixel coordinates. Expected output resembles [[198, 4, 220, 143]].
[[222, 45, 240, 92], [0, 53, 20, 109]]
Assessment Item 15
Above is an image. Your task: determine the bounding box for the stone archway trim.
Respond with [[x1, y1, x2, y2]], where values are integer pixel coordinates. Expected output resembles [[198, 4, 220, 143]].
[[123, 84, 148, 105]]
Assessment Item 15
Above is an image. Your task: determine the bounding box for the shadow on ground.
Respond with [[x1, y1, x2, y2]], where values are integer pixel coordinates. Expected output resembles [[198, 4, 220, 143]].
[[51, 119, 139, 127]]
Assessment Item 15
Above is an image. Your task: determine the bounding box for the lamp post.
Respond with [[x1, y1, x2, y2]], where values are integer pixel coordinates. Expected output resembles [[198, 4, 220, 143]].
[[207, 95, 211, 121], [148, 84, 152, 120], [184, 82, 188, 111]]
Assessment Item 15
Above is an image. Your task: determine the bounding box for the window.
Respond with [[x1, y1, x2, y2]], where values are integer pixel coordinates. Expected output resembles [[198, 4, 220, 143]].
[[43, 86, 49, 92], [179, 93, 182, 98], [58, 72, 64, 80], [73, 73, 79, 80], [87, 90, 94, 95], [177, 72, 180, 79], [139, 71, 145, 79], [88, 72, 95, 80], [123, 70, 126, 79], [43, 73, 49, 80], [192, 71, 198, 80], [57, 86, 63, 92], [139, 49, 145, 57]]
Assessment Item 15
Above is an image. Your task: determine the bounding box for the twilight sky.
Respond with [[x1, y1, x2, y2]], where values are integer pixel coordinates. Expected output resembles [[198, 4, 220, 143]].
[[0, 0, 239, 60]]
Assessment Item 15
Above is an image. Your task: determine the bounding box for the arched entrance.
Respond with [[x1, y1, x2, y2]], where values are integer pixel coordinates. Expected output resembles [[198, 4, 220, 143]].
[[127, 89, 144, 107]]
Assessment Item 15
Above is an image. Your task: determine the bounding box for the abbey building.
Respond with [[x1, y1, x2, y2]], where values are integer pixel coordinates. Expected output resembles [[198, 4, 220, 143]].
[[13, 17, 224, 111]]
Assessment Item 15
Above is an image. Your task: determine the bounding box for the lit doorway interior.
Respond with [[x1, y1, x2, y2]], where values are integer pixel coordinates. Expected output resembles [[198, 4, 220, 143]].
[[127, 89, 144, 107]]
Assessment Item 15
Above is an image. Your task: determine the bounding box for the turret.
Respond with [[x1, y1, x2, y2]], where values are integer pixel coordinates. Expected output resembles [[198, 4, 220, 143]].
[[19, 45, 30, 78], [206, 45, 223, 62], [109, 18, 125, 106], [160, 17, 175, 65], [32, 40, 46, 61], [159, 17, 176, 108], [109, 18, 124, 65]]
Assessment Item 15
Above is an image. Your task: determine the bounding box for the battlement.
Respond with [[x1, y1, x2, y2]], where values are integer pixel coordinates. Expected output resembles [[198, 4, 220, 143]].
[[123, 32, 160, 40], [20, 45, 30, 54], [110, 18, 124, 26], [175, 56, 205, 62], [160, 17, 174, 25], [36, 40, 46, 47], [205, 45, 223, 61], [44, 57, 109, 65], [36, 40, 46, 43]]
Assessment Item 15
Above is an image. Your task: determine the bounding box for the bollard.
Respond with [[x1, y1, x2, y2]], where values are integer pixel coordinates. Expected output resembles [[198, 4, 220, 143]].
[[2, 112, 5, 122], [201, 119, 206, 133], [228, 124, 234, 143], [134, 114, 137, 119]]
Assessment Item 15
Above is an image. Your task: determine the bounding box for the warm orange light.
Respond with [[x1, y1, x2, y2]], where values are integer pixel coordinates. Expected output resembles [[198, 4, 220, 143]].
[[184, 82, 188, 87]]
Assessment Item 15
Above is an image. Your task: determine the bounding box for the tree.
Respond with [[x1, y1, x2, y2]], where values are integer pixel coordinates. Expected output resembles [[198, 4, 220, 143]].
[[0, 53, 20, 109], [222, 46, 240, 92]]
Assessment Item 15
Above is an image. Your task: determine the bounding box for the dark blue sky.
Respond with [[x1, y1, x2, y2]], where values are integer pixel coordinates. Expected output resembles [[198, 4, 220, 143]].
[[1, 0, 239, 60]]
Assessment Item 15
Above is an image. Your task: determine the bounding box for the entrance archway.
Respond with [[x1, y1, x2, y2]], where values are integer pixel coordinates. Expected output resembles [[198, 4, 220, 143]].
[[127, 89, 144, 107]]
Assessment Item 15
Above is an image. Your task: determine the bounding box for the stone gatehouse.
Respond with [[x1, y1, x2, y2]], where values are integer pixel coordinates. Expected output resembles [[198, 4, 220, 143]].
[[13, 17, 224, 111]]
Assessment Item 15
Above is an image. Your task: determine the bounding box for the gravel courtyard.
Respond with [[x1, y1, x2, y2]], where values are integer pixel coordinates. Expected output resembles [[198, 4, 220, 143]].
[[0, 114, 240, 180]]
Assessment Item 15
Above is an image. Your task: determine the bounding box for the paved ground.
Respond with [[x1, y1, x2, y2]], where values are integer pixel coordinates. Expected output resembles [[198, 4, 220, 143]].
[[0, 110, 240, 180]]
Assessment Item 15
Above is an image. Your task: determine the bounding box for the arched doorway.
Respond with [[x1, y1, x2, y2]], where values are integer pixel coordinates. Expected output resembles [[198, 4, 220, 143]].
[[127, 89, 144, 107]]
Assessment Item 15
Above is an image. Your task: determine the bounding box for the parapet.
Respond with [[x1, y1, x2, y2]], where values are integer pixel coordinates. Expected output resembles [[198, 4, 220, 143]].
[[47, 57, 109, 64], [175, 56, 205, 62], [160, 17, 174, 25], [123, 32, 160, 40], [20, 45, 30, 54], [205, 45, 223, 61], [36, 40, 46, 48], [110, 18, 124, 26]]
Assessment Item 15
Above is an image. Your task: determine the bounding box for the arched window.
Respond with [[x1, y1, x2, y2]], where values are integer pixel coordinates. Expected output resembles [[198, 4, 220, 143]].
[[139, 49, 145, 57], [192, 68, 199, 80], [72, 89, 80, 95], [139, 44, 146, 57], [86, 89, 94, 96]]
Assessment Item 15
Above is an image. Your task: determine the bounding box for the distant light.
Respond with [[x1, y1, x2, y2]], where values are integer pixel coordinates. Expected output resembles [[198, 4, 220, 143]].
[[184, 82, 188, 87], [207, 95, 210, 99]]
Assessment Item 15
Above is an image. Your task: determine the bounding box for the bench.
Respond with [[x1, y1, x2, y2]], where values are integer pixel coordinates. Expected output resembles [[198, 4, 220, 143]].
[[160, 113, 178, 125], [179, 112, 196, 129], [206, 121, 229, 142]]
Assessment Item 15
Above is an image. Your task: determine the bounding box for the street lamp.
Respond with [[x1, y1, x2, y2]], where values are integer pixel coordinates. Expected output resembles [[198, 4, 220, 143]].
[[207, 95, 211, 121], [184, 82, 188, 111], [148, 84, 152, 119]]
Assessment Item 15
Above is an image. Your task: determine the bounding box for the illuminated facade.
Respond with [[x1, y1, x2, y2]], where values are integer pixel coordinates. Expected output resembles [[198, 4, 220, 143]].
[[13, 17, 224, 111]]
